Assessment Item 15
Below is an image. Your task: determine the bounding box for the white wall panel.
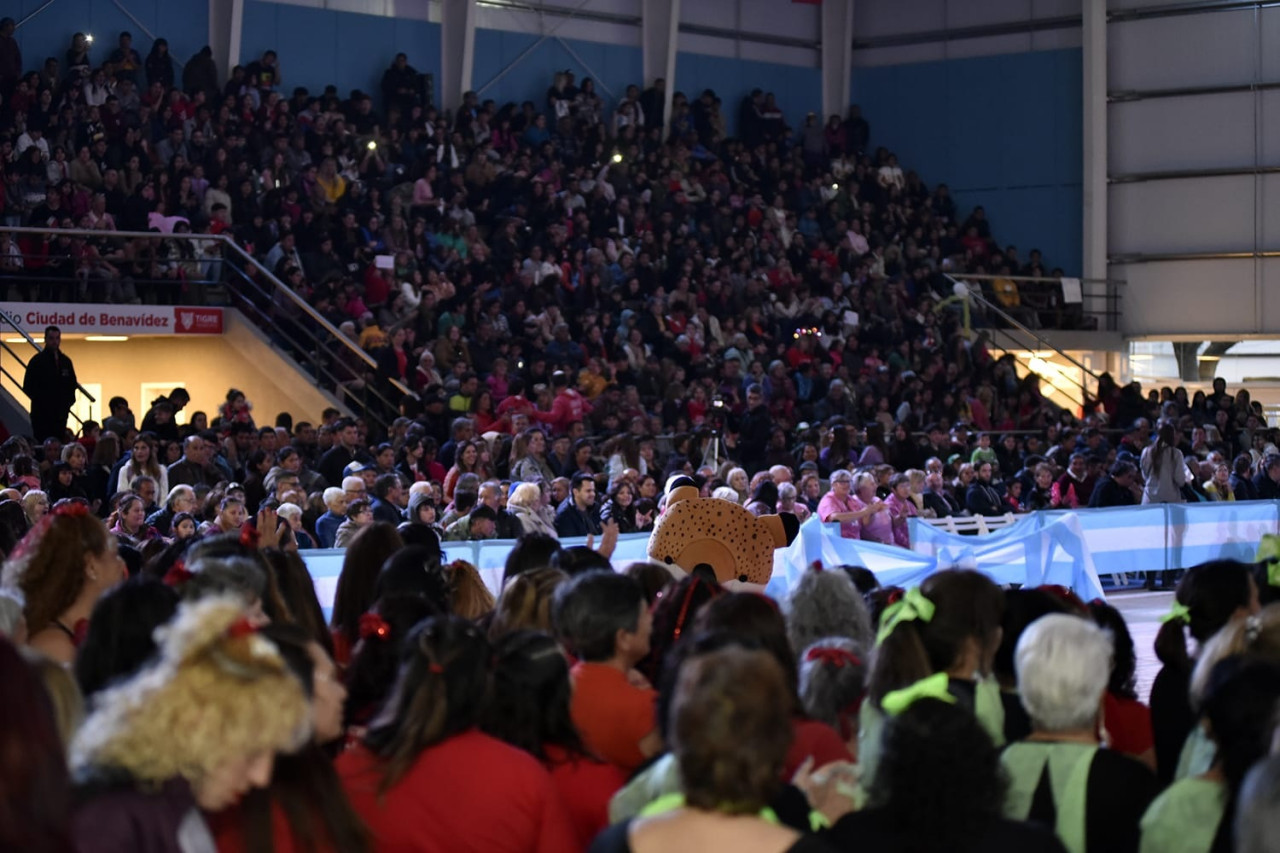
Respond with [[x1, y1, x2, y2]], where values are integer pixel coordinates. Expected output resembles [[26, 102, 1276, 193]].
[[1110, 12, 1258, 92], [1109, 92, 1256, 175], [851, 43, 948, 67], [739, 42, 818, 67], [1030, 27, 1083, 50], [472, 5, 640, 44], [739, 0, 818, 41], [1257, 173, 1280, 250], [945, 0, 1034, 29], [1113, 259, 1260, 336], [1032, 0, 1081, 18], [854, 0, 947, 37], [946, 33, 1035, 59], [676, 31, 737, 59], [1109, 176, 1255, 256]]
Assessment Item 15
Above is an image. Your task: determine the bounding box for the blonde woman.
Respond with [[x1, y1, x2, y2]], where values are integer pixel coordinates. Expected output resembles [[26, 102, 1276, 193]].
[[70, 597, 310, 849], [508, 482, 557, 537]]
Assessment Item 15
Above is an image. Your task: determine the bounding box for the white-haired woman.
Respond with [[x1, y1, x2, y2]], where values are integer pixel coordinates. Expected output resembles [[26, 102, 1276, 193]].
[[276, 502, 314, 549], [817, 470, 885, 540], [508, 482, 557, 538], [1003, 614, 1159, 853], [777, 481, 810, 522]]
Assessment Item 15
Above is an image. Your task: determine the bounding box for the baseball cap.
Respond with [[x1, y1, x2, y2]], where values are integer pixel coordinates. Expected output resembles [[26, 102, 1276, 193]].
[[344, 461, 376, 476]]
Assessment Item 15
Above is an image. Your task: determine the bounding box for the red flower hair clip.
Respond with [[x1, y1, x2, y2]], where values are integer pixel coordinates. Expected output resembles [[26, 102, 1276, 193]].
[[810, 560, 824, 573], [227, 616, 257, 639], [805, 646, 863, 669], [239, 524, 261, 549], [163, 560, 193, 588], [358, 612, 392, 641]]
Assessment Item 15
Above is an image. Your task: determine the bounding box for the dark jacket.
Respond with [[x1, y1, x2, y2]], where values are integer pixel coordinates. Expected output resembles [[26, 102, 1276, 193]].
[[1253, 471, 1280, 500], [370, 497, 403, 527], [22, 346, 76, 413], [1233, 472, 1260, 502], [166, 458, 220, 488], [1089, 476, 1138, 508], [965, 480, 1003, 517], [73, 775, 212, 853], [922, 489, 958, 518], [554, 497, 601, 538]]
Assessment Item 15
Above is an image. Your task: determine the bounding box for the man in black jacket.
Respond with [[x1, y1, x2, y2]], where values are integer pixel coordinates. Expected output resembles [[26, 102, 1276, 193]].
[[23, 326, 77, 441], [555, 473, 602, 538], [922, 471, 960, 518], [965, 462, 1004, 517], [735, 384, 772, 474], [1089, 461, 1139, 508], [1253, 454, 1280, 500]]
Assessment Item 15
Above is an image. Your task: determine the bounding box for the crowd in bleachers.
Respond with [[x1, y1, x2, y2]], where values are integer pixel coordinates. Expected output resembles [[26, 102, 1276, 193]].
[[8, 21, 1280, 853]]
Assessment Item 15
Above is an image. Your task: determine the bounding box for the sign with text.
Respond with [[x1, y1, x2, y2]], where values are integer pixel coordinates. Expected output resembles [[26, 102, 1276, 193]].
[[0, 304, 224, 336]]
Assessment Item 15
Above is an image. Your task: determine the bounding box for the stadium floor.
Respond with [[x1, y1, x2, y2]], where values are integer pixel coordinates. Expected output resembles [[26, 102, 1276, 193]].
[[1113, 589, 1174, 703]]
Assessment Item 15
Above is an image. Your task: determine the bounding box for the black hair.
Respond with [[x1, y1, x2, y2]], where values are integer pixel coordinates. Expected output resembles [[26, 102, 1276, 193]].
[[241, 624, 372, 853], [393, 523, 442, 561], [502, 533, 564, 585], [375, 547, 450, 612], [364, 616, 492, 792], [551, 545, 612, 577], [638, 574, 722, 686], [870, 698, 1009, 849], [993, 588, 1070, 683], [481, 630, 589, 763], [1155, 559, 1255, 676], [343, 594, 440, 728], [551, 570, 643, 662], [1201, 658, 1280, 852], [691, 592, 798, 710], [1087, 599, 1139, 700], [74, 577, 178, 698]]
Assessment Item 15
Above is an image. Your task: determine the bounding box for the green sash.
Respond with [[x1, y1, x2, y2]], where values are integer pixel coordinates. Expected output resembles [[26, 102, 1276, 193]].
[[1174, 725, 1216, 783], [1138, 777, 1225, 853], [1001, 741, 1097, 853]]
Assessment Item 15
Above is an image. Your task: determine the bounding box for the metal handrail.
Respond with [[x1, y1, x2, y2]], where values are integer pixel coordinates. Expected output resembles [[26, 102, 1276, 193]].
[[947, 273, 1105, 386], [0, 313, 97, 406], [0, 338, 88, 428], [0, 226, 411, 399]]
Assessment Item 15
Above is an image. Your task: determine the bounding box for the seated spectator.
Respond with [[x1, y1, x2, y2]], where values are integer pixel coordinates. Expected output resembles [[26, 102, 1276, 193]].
[[337, 616, 578, 851], [552, 571, 659, 772], [1004, 614, 1159, 852], [1089, 460, 1140, 508]]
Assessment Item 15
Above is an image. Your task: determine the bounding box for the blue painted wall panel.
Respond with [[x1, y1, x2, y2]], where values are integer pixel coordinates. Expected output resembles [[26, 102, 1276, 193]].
[[852, 50, 1083, 275], [472, 29, 642, 112], [239, 1, 440, 106], [15, 0, 208, 78], [675, 52, 822, 136]]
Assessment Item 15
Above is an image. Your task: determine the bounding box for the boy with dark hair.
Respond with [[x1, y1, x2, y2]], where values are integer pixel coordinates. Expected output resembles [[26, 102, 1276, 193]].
[[552, 571, 658, 771]]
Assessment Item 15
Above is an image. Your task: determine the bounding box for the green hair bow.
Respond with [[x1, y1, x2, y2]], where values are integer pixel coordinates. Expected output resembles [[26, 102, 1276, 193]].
[[881, 671, 956, 716], [1269, 561, 1280, 590], [876, 586, 935, 645], [1160, 601, 1192, 625]]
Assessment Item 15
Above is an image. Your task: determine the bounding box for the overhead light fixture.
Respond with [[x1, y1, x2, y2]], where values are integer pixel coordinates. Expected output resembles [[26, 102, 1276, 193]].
[[85, 335, 129, 342], [3, 337, 42, 344], [1197, 355, 1220, 361]]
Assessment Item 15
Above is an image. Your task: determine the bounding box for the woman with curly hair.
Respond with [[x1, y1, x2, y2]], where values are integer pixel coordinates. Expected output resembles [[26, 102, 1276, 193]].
[[70, 597, 311, 850], [337, 615, 578, 851], [2, 503, 127, 664]]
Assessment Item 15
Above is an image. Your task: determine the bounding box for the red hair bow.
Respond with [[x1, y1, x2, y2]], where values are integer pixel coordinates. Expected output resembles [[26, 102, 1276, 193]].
[[359, 612, 392, 641], [162, 560, 193, 587], [227, 616, 257, 639], [239, 524, 261, 549], [805, 646, 863, 669]]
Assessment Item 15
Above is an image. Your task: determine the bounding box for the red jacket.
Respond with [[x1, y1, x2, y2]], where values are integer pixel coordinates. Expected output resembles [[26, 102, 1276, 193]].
[[532, 389, 593, 435]]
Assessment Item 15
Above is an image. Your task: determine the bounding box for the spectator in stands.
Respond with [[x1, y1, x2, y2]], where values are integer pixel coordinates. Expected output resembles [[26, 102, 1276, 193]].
[[1089, 460, 1140, 508], [1141, 423, 1187, 505], [964, 461, 1003, 517], [1252, 453, 1280, 501], [554, 472, 602, 538]]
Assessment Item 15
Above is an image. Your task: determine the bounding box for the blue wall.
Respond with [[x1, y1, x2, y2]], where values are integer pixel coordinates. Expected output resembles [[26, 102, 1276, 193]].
[[473, 30, 642, 116], [240, 1, 441, 105], [675, 52, 821, 137], [852, 49, 1083, 275], [13, 0, 208, 78]]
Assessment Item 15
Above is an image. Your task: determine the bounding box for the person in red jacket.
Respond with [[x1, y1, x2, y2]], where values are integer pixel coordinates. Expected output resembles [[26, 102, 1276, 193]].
[[483, 630, 628, 847], [337, 615, 577, 853], [531, 371, 593, 436]]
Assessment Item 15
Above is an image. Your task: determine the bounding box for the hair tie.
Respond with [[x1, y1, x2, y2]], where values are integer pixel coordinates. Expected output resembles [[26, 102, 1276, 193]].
[[876, 586, 935, 645], [358, 611, 392, 641], [1268, 561, 1280, 589], [1160, 601, 1192, 626], [428, 662, 445, 675], [227, 616, 257, 639], [810, 560, 824, 573], [1246, 614, 1264, 646], [805, 646, 862, 669], [162, 559, 192, 588], [880, 671, 955, 716], [239, 524, 261, 549]]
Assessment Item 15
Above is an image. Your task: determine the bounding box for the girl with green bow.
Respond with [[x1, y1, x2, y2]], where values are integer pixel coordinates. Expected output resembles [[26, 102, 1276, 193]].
[[1150, 560, 1258, 786], [1139, 659, 1280, 853], [859, 570, 1006, 794]]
